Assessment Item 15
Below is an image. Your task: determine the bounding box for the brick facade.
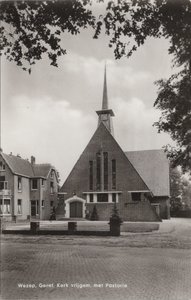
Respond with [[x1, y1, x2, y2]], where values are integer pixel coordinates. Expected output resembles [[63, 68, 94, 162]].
[[59, 123, 164, 221]]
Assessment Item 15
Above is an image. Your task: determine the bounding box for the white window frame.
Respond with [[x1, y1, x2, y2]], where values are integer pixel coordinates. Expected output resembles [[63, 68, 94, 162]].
[[0, 181, 8, 190], [17, 199, 22, 214], [31, 179, 38, 190], [18, 176, 22, 192], [0, 198, 11, 215], [85, 192, 120, 203], [0, 161, 5, 171]]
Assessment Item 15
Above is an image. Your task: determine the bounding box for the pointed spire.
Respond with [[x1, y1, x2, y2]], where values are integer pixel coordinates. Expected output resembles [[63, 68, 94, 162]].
[[102, 64, 108, 110], [96, 64, 115, 136]]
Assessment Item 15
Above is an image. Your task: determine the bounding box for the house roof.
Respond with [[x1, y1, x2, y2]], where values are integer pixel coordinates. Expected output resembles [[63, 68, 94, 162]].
[[125, 149, 170, 197], [1, 153, 34, 177], [1, 153, 54, 179], [33, 164, 52, 178]]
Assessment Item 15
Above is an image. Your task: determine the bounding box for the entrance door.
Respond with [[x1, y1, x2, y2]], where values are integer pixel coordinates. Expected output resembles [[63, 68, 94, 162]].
[[31, 200, 39, 216], [70, 201, 83, 218]]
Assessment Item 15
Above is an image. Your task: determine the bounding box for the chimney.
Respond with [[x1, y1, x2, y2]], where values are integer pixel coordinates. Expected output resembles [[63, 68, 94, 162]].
[[31, 156, 36, 165]]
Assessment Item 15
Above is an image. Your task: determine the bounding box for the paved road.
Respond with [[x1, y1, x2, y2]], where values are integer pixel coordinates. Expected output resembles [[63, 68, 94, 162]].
[[1, 218, 191, 300]]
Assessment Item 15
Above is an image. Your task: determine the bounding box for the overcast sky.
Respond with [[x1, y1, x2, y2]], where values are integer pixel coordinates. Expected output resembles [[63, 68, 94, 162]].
[[1, 6, 175, 183]]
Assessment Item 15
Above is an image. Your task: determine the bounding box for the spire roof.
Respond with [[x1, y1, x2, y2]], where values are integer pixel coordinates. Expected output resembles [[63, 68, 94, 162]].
[[96, 64, 115, 136], [102, 64, 108, 110]]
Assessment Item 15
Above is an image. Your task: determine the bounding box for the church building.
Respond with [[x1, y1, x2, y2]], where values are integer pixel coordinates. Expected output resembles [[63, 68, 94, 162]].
[[57, 67, 170, 222]]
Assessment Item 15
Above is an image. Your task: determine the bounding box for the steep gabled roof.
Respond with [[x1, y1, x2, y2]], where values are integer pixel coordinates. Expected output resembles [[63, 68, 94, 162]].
[[33, 164, 52, 178], [61, 122, 150, 193], [1, 153, 34, 177], [1, 153, 57, 179], [125, 149, 170, 197]]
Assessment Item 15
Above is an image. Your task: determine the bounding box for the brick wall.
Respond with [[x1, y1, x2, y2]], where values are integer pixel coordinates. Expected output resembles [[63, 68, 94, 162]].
[[151, 196, 170, 219]]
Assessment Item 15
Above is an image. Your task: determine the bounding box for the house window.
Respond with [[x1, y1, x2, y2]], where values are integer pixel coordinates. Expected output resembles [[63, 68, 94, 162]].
[[0, 199, 11, 214], [112, 193, 116, 203], [31, 179, 38, 190], [132, 192, 141, 201], [0, 177, 7, 190], [89, 194, 94, 203], [97, 193, 108, 203], [50, 182, 54, 194], [17, 199, 22, 214], [42, 200, 44, 207], [96, 152, 101, 190], [50, 200, 54, 207], [0, 162, 5, 170], [41, 179, 45, 187], [18, 176, 22, 191], [50, 170, 54, 178], [4, 199, 11, 214], [0, 199, 3, 214], [112, 159, 116, 189], [103, 152, 108, 190], [89, 161, 93, 190]]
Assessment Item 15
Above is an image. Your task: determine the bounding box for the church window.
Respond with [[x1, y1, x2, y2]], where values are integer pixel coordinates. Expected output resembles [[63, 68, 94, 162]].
[[112, 193, 116, 203], [97, 193, 108, 202], [103, 152, 108, 190], [112, 159, 116, 189], [96, 152, 101, 190], [132, 192, 141, 201], [89, 161, 93, 190], [89, 194, 94, 202]]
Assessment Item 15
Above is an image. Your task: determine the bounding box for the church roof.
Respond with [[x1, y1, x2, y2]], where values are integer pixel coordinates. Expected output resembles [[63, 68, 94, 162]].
[[125, 149, 170, 197], [1, 152, 54, 179]]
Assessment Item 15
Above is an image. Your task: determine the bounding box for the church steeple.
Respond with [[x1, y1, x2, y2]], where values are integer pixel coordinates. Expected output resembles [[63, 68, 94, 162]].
[[102, 64, 108, 110], [96, 65, 115, 136]]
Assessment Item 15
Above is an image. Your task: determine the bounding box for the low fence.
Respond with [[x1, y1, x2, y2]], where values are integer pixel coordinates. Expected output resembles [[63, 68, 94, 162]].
[[1, 221, 121, 237]]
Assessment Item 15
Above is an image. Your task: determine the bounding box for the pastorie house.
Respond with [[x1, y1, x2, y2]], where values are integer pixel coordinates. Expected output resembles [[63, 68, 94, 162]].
[[0, 152, 59, 221], [57, 67, 170, 221]]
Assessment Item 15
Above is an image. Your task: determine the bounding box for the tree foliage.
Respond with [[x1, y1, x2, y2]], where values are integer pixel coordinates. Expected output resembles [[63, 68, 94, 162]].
[[0, 0, 95, 72], [0, 0, 191, 171], [170, 167, 183, 212]]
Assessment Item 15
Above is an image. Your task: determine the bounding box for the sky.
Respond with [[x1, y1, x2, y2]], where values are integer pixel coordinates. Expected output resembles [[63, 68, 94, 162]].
[[1, 4, 175, 183]]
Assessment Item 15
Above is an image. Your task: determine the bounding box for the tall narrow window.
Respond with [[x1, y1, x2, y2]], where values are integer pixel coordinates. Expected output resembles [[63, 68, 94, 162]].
[[18, 176, 22, 191], [112, 159, 116, 189], [103, 152, 108, 190], [89, 161, 93, 190], [50, 182, 54, 194], [31, 179, 38, 190], [17, 199, 22, 214], [96, 152, 101, 190], [4, 199, 10, 214], [89, 194, 94, 202], [112, 193, 116, 203], [0, 199, 3, 214]]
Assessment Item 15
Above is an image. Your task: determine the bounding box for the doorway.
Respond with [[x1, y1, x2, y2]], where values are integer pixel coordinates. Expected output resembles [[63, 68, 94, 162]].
[[70, 201, 83, 218]]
